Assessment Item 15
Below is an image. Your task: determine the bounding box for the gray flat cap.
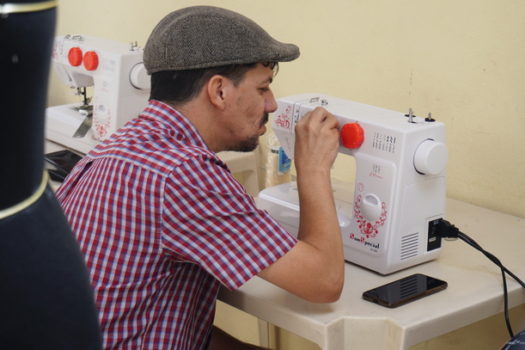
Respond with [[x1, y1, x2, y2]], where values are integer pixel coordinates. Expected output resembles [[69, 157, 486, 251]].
[[143, 6, 300, 73]]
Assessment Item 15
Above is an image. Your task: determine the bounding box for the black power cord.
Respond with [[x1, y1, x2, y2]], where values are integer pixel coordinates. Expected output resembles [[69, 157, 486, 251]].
[[435, 219, 525, 339]]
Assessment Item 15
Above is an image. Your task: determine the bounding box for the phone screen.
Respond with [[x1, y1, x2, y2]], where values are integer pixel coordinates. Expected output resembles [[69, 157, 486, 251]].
[[362, 273, 447, 308]]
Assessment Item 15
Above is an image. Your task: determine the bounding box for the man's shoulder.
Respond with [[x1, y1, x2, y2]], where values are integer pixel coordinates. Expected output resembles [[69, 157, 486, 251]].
[[91, 136, 222, 177]]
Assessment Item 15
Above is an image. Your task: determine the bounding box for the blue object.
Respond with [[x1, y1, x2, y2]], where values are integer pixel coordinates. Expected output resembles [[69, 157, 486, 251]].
[[278, 147, 291, 174]]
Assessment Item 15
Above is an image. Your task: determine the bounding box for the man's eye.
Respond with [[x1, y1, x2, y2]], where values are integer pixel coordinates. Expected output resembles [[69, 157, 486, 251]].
[[259, 87, 270, 93]]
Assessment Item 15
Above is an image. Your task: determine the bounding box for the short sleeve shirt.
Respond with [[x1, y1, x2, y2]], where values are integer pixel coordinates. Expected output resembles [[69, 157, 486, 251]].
[[56, 100, 297, 350]]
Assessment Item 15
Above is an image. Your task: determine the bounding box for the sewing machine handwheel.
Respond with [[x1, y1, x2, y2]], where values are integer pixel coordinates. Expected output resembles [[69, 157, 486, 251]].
[[130, 62, 150, 90], [414, 139, 448, 175]]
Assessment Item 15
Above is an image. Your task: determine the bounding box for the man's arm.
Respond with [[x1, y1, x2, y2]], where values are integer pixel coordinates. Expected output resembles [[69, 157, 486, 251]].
[[258, 107, 344, 303]]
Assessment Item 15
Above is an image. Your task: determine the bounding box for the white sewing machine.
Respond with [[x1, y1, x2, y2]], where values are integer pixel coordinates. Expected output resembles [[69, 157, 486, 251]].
[[258, 94, 448, 275], [46, 34, 150, 154]]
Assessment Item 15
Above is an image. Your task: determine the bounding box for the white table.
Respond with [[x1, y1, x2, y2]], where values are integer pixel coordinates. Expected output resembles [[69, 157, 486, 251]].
[[218, 198, 525, 349]]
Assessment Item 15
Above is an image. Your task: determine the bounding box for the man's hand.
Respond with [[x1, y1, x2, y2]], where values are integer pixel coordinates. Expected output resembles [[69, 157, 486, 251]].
[[293, 107, 340, 178]]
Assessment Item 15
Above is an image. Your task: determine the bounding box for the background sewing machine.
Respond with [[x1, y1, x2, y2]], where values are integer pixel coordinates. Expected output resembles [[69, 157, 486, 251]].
[[258, 94, 448, 274], [46, 34, 150, 154]]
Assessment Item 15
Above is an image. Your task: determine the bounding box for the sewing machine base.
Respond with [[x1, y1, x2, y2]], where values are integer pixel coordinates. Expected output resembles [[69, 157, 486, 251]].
[[46, 104, 97, 154], [257, 181, 442, 275]]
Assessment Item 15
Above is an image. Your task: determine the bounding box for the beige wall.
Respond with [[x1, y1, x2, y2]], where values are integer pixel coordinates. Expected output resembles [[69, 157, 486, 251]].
[[49, 0, 525, 348], [50, 0, 525, 219]]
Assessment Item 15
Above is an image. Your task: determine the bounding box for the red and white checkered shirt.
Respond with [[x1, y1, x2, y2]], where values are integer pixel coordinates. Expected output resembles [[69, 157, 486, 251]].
[[56, 100, 297, 350]]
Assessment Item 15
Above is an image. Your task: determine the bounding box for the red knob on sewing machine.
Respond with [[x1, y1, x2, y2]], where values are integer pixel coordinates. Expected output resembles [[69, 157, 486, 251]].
[[68, 47, 83, 66], [340, 122, 364, 149], [83, 51, 99, 71]]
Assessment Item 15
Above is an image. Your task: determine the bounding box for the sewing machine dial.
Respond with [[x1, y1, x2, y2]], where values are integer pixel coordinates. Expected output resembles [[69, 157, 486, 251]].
[[340, 123, 364, 149], [360, 193, 383, 222]]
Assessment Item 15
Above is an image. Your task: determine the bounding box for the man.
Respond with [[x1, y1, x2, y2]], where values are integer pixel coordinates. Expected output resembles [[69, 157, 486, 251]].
[[57, 6, 344, 350]]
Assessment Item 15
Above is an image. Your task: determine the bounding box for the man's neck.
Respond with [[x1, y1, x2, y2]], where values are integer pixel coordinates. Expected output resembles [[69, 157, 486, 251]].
[[168, 98, 224, 153]]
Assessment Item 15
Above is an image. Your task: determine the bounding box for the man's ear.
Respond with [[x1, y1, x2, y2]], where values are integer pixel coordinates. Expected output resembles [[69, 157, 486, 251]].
[[206, 75, 229, 110]]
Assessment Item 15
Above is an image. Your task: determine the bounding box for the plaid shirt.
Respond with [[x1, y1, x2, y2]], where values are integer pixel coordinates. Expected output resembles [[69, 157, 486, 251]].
[[56, 100, 296, 349]]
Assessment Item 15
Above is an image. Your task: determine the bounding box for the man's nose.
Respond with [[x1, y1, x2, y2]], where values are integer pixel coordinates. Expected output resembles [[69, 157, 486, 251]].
[[265, 92, 278, 113]]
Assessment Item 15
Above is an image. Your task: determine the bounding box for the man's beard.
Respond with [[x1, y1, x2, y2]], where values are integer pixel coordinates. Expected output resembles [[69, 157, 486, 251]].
[[228, 113, 268, 152], [230, 135, 260, 152]]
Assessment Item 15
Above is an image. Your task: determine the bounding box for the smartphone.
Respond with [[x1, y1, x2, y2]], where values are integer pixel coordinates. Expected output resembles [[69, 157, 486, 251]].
[[362, 273, 447, 308]]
